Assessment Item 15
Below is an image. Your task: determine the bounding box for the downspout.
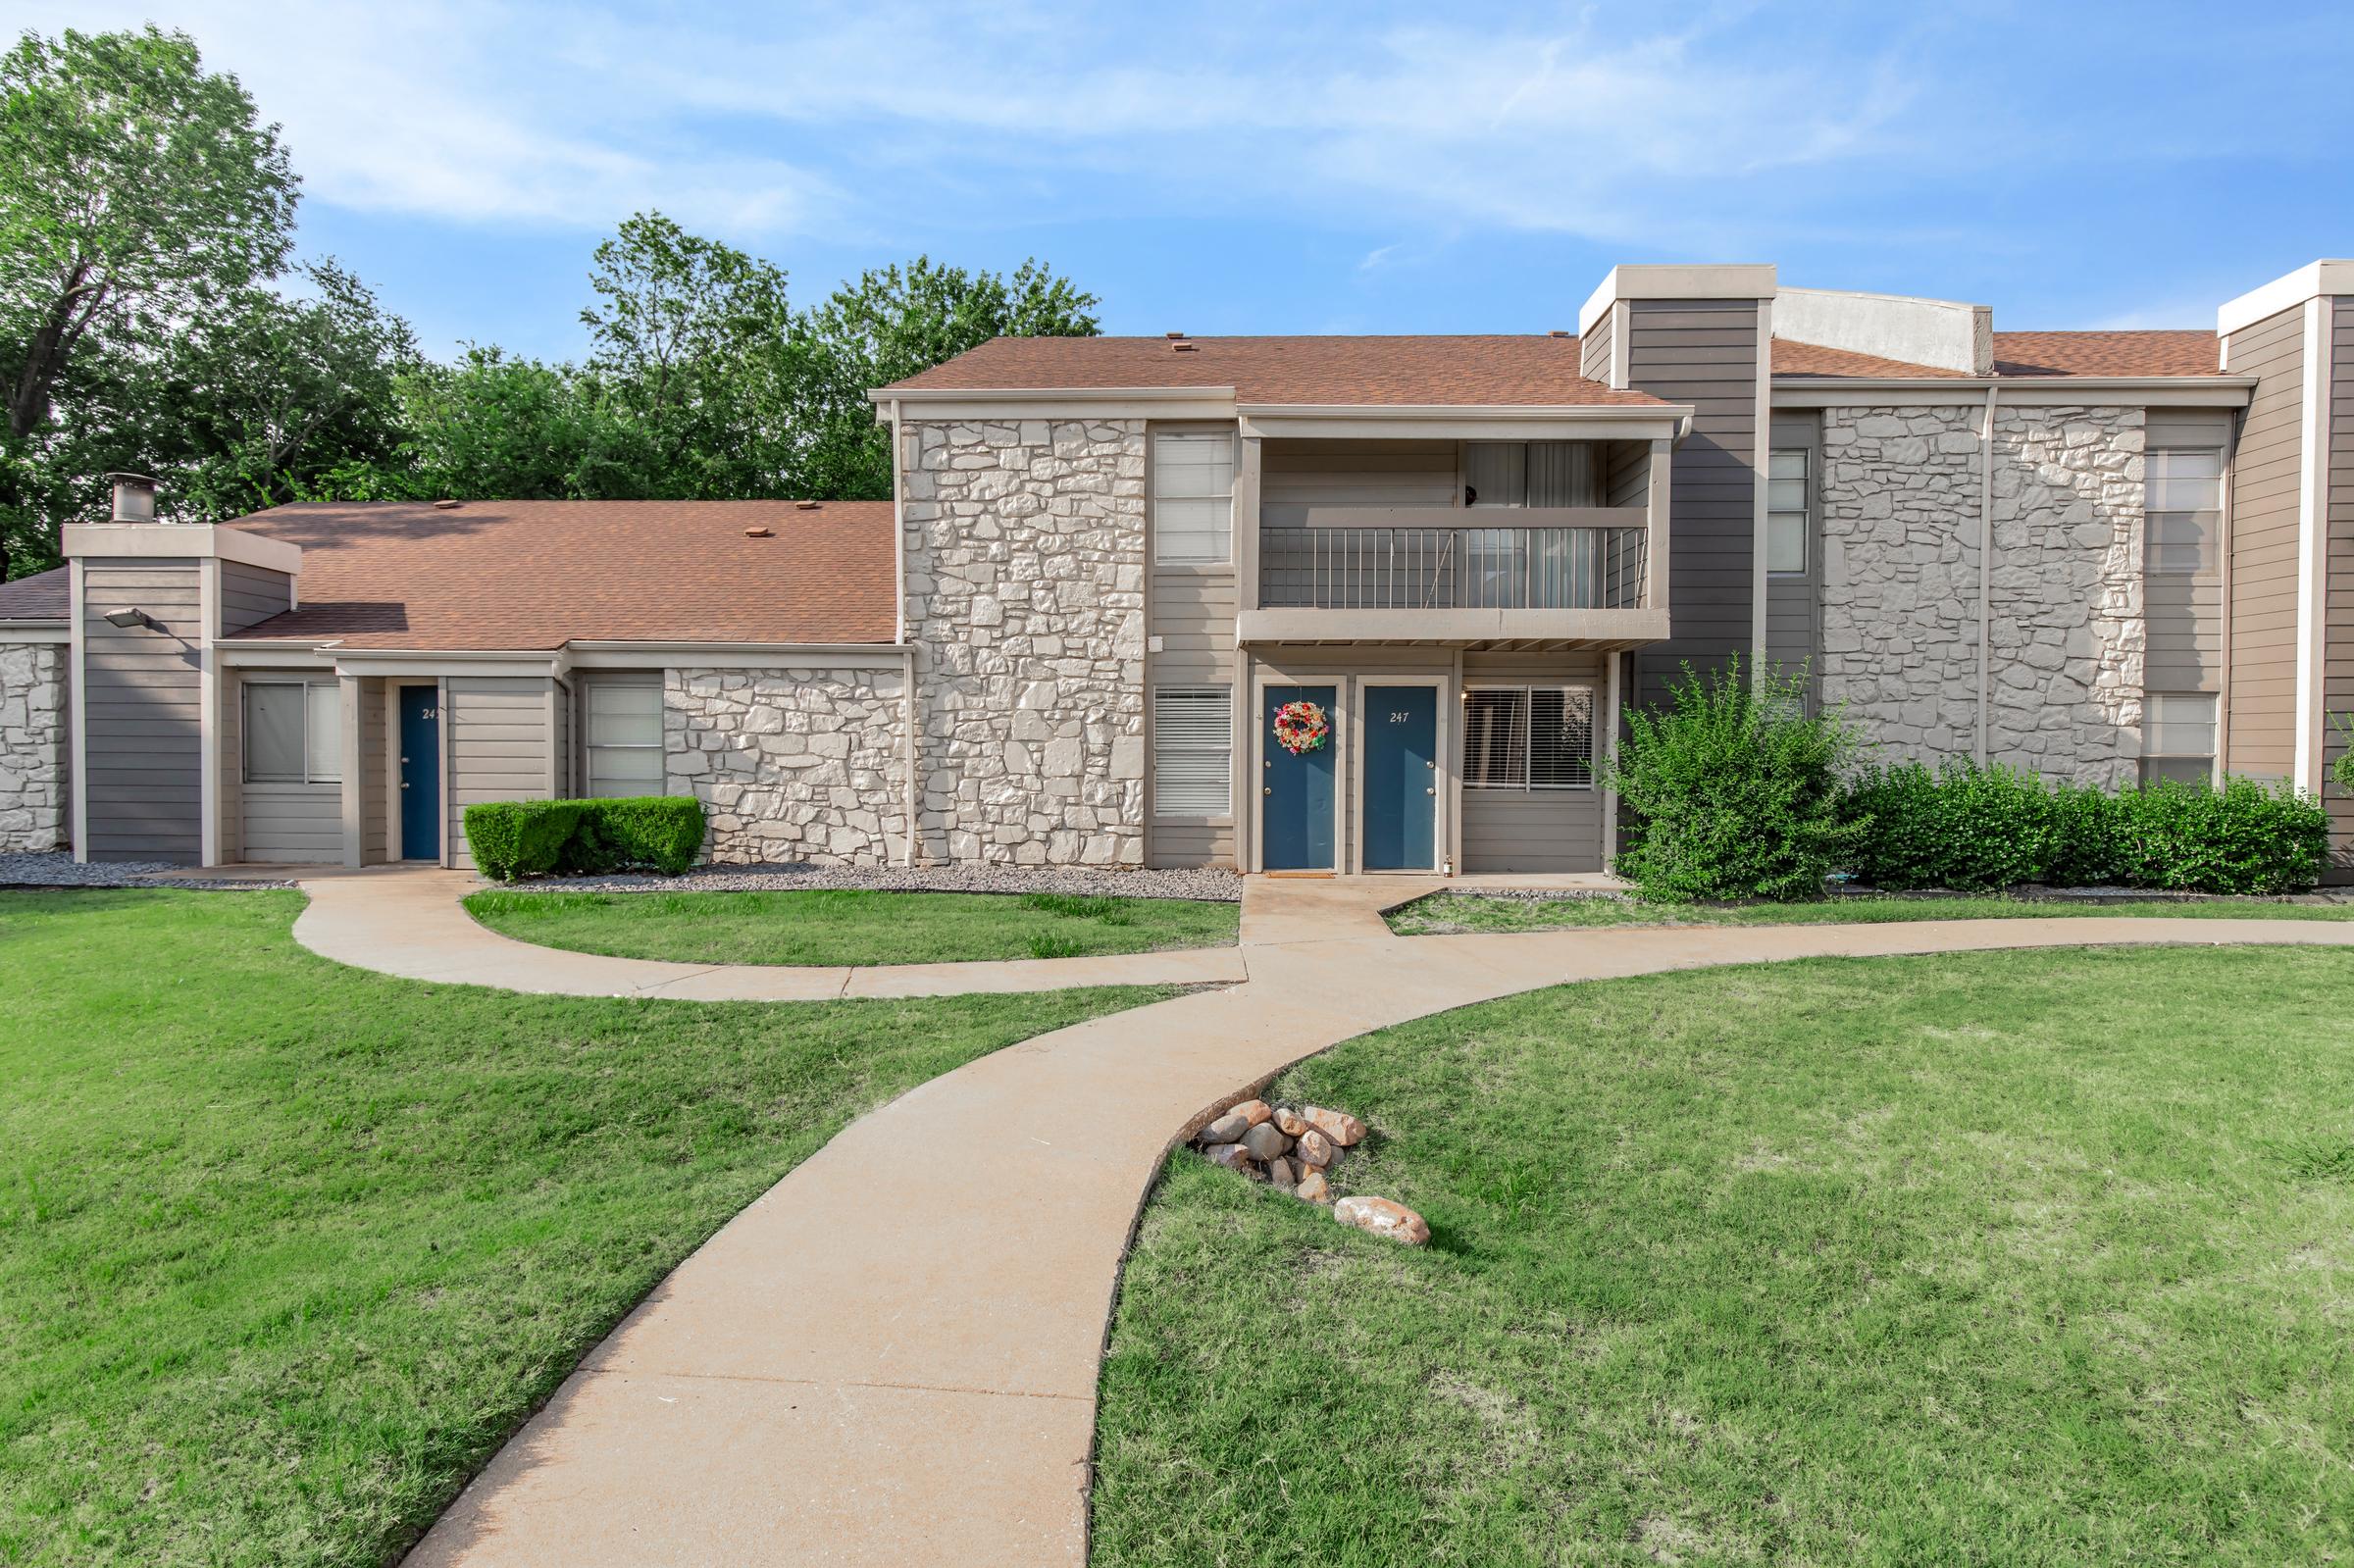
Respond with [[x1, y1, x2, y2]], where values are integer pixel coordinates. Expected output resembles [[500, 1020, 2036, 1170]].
[[1976, 385, 1999, 767], [889, 397, 920, 866]]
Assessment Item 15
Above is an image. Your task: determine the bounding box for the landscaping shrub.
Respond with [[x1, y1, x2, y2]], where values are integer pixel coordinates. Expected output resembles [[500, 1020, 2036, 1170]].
[[463, 796, 704, 881], [1605, 659, 1867, 902], [1845, 759, 2053, 892], [2112, 777, 2328, 895], [2043, 781, 2126, 887]]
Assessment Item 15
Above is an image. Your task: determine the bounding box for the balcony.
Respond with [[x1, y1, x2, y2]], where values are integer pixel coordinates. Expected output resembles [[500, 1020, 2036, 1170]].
[[1240, 506, 1669, 646]]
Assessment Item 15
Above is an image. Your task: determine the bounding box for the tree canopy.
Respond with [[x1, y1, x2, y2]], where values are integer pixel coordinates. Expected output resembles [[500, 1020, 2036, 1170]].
[[0, 23, 1103, 582]]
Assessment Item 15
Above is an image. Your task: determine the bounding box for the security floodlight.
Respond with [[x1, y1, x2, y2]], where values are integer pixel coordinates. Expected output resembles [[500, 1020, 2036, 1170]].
[[102, 607, 159, 631]]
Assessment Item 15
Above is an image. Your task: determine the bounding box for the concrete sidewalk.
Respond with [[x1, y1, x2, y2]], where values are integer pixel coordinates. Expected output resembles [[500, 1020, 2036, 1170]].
[[396, 897, 2354, 1566], [284, 866, 1250, 998]]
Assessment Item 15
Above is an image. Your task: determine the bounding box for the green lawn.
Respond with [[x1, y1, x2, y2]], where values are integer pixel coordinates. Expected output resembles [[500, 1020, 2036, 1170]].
[[1095, 945, 2354, 1566], [0, 890, 1170, 1568], [1390, 888, 2354, 936], [463, 887, 1241, 966]]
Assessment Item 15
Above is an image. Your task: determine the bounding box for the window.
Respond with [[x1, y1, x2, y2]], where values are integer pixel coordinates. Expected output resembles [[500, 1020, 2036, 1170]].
[[1152, 687, 1231, 817], [585, 680, 665, 798], [243, 680, 340, 784], [2142, 692, 2216, 786], [2146, 448, 2222, 575], [1152, 431, 1235, 563], [1766, 447, 1810, 576], [1464, 442, 1599, 508], [1462, 686, 1594, 789]]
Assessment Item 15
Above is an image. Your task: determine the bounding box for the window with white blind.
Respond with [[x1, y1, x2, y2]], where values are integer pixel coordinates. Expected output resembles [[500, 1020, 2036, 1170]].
[[1151, 686, 1232, 817], [2141, 692, 2216, 786], [244, 680, 341, 784], [584, 680, 666, 798], [2145, 448, 2223, 575], [1461, 686, 1594, 790], [1151, 431, 1235, 564], [1766, 448, 1810, 575]]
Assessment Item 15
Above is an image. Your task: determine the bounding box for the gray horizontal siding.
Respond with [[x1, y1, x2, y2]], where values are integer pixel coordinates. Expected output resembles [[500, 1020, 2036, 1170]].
[[1458, 650, 1605, 874], [80, 560, 203, 862], [241, 784, 341, 863], [445, 676, 555, 869], [219, 561, 293, 634]]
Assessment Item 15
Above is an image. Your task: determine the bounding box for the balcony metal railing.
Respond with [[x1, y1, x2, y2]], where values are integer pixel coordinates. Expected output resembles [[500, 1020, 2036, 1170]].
[[1258, 526, 1648, 611]]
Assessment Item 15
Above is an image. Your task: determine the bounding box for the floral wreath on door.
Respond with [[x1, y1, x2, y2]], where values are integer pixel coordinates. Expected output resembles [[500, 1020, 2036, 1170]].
[[1272, 699, 1330, 755]]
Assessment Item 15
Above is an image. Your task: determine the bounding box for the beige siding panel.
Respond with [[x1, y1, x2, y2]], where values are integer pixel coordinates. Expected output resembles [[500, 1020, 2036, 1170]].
[[219, 562, 293, 633], [241, 784, 341, 863], [1458, 651, 1606, 874], [79, 561, 203, 862], [444, 676, 554, 870], [2224, 306, 2305, 779], [1579, 313, 1612, 384], [2327, 300, 2354, 874]]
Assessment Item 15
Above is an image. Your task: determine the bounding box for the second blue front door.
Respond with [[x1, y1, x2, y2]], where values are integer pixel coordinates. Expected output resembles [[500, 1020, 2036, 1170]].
[[1362, 684, 1438, 871], [398, 686, 440, 862], [1261, 684, 1337, 871]]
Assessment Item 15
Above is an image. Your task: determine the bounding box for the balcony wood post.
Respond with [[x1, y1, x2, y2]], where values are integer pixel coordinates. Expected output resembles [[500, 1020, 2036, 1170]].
[[1235, 431, 1262, 614], [1645, 437, 1672, 612]]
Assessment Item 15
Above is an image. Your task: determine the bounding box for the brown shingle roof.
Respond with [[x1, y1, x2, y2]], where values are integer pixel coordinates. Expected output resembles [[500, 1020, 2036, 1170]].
[[216, 500, 895, 650], [1773, 330, 2223, 380], [0, 566, 68, 621], [885, 334, 1668, 407]]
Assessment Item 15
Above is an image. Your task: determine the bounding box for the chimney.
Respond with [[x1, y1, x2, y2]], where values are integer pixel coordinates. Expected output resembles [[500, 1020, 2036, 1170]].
[[108, 473, 158, 523]]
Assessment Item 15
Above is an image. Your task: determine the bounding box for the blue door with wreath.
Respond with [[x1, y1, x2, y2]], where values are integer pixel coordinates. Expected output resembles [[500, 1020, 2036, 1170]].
[[1261, 685, 1336, 871]]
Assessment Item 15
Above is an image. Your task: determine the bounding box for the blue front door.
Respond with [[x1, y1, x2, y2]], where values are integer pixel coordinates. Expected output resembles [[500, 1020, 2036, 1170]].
[[398, 686, 440, 861], [1261, 684, 1337, 871], [1362, 685, 1438, 871]]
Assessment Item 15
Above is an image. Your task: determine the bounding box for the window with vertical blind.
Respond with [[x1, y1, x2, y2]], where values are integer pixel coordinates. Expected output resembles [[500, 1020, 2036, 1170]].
[[585, 680, 666, 798], [1464, 442, 1600, 507], [1151, 431, 1235, 563], [1461, 686, 1594, 789], [2145, 448, 2223, 574], [2141, 692, 2216, 785], [1151, 686, 1231, 816], [1766, 448, 1810, 575], [243, 680, 340, 784]]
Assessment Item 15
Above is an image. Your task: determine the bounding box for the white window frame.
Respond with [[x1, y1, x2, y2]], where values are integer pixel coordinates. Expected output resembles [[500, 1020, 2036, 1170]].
[[1460, 683, 1597, 791], [582, 677, 667, 800], [1151, 429, 1236, 565], [242, 678, 341, 785], [1151, 684, 1233, 820], [2141, 691, 2218, 786], [1766, 446, 1810, 577], [2144, 447, 2224, 577]]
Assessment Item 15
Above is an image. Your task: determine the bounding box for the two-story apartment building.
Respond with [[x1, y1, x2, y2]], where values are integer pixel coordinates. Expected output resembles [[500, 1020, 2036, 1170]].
[[2, 259, 2349, 879]]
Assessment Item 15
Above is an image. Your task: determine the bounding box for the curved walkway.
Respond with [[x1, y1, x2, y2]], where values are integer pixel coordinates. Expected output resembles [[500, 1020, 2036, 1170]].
[[339, 873, 2354, 1566], [288, 866, 1249, 998]]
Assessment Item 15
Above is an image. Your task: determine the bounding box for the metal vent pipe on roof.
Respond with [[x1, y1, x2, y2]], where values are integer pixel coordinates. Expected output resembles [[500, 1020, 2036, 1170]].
[[107, 472, 157, 523]]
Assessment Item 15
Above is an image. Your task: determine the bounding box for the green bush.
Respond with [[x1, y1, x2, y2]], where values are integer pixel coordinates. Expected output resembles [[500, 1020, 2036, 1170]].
[[1605, 659, 1866, 902], [2113, 778, 2328, 895], [1845, 760, 2053, 892], [462, 796, 704, 881], [2044, 781, 2126, 887]]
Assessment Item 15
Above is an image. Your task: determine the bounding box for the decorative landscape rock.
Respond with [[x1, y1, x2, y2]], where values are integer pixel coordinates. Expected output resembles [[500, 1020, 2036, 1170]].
[[1333, 1195, 1430, 1245], [1191, 1098, 1371, 1210]]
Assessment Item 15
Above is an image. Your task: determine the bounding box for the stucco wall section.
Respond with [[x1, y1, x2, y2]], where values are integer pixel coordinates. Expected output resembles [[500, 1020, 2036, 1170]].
[[902, 418, 1147, 865], [1818, 404, 2144, 785], [0, 640, 68, 852], [665, 666, 906, 865]]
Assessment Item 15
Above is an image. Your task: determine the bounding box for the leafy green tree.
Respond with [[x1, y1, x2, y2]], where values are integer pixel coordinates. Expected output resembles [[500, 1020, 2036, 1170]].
[[581, 211, 797, 499], [0, 24, 297, 578], [793, 257, 1100, 497]]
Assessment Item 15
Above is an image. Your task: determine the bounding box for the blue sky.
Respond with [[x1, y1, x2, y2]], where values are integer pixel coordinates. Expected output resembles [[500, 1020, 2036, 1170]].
[[27, 1, 2354, 360]]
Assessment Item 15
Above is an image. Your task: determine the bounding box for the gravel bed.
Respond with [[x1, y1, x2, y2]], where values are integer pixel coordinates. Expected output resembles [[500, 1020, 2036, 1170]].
[[503, 861, 1246, 903], [0, 851, 293, 891]]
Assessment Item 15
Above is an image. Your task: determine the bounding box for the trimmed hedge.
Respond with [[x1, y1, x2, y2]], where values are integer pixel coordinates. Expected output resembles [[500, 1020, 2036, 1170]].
[[1604, 659, 1867, 902], [1843, 761, 2327, 896], [463, 796, 705, 881]]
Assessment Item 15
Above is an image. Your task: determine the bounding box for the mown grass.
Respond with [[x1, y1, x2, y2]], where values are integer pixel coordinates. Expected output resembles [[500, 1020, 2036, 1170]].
[[1095, 944, 2354, 1566], [464, 886, 1240, 966], [0, 889, 1171, 1568], [1389, 888, 2354, 936]]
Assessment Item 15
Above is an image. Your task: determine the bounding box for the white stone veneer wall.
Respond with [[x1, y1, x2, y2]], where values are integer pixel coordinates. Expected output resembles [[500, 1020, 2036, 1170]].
[[1819, 404, 2144, 786], [664, 666, 905, 865], [0, 640, 68, 852], [901, 418, 1146, 864]]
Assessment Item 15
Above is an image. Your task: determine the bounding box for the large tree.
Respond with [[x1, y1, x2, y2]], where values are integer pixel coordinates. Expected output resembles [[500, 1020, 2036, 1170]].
[[0, 25, 298, 578], [793, 257, 1100, 497]]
